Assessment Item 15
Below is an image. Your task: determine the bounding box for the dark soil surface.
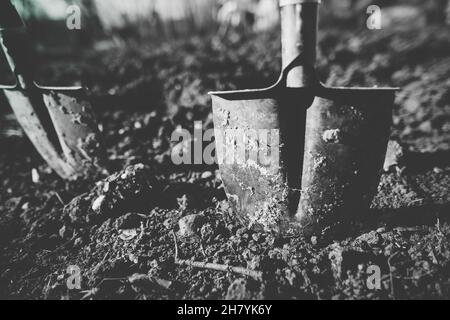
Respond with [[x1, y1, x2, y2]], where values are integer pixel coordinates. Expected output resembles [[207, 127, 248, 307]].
[[0, 3, 449, 300]]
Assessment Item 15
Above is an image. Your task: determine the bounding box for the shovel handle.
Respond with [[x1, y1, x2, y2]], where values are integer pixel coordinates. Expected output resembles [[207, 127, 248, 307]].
[[280, 0, 320, 87], [0, 0, 34, 89]]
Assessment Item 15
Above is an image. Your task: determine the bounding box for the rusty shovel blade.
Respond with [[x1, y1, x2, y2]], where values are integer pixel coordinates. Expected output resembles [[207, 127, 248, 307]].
[[3, 87, 77, 179], [3, 85, 105, 180], [211, 80, 396, 235]]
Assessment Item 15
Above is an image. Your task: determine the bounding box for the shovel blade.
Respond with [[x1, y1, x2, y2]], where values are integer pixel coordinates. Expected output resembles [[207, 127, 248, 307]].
[[211, 88, 313, 232], [212, 85, 396, 235], [296, 87, 396, 235], [40, 87, 105, 176], [3, 85, 104, 180], [3, 88, 77, 179]]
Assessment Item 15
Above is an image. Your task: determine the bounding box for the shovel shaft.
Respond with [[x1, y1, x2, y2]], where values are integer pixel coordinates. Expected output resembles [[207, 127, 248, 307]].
[[280, 0, 319, 87], [0, 0, 34, 89]]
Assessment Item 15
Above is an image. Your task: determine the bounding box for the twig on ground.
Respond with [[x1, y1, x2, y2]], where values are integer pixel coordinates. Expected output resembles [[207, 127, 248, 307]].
[[176, 259, 263, 281], [171, 230, 263, 281], [50, 191, 66, 206], [172, 230, 180, 259]]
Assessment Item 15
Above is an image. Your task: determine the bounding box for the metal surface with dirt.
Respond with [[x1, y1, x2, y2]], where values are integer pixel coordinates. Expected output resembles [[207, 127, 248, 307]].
[[297, 86, 395, 235], [211, 0, 398, 235]]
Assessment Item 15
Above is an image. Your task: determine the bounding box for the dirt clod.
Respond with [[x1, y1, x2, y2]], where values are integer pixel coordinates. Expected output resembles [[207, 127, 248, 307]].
[[322, 129, 342, 144], [177, 214, 206, 241]]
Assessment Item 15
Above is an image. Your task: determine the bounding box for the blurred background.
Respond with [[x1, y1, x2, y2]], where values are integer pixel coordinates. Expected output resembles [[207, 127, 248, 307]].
[[9, 0, 450, 43], [1, 0, 450, 153]]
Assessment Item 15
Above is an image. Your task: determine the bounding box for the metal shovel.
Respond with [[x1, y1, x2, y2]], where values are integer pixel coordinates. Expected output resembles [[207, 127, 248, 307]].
[[210, 0, 397, 234], [0, 0, 104, 180]]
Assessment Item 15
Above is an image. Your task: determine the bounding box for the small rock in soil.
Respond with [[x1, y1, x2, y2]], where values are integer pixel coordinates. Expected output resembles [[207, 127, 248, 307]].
[[31, 168, 40, 184], [92, 195, 106, 213], [201, 171, 213, 179], [433, 167, 444, 174]]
